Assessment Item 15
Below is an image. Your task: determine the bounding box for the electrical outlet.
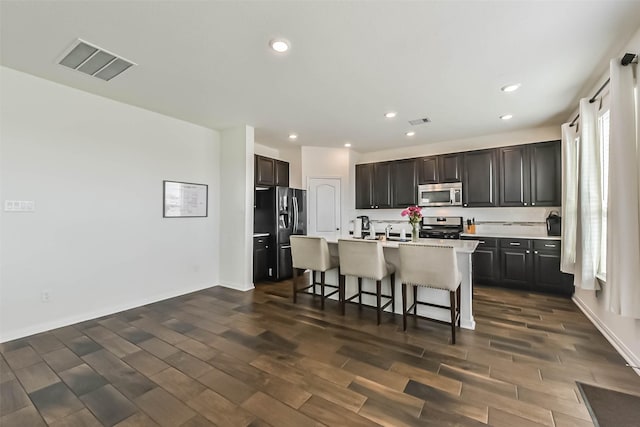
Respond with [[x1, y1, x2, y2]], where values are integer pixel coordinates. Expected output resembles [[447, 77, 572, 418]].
[[41, 290, 51, 302]]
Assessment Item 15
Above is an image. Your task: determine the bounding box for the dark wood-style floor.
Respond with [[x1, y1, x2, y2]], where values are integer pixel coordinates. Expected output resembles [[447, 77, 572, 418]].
[[2, 280, 640, 427]]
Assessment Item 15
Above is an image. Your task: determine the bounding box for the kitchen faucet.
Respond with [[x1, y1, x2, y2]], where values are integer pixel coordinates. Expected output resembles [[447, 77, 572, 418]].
[[385, 224, 392, 238]]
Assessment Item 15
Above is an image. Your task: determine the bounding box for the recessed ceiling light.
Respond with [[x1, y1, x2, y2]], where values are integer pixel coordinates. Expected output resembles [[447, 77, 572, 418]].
[[270, 39, 290, 53], [344, 143, 352, 147], [500, 114, 513, 120], [384, 112, 397, 118], [501, 83, 521, 93], [288, 133, 298, 140], [405, 131, 416, 137]]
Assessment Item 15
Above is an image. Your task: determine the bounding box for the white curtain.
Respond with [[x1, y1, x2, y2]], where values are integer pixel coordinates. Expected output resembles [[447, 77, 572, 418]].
[[573, 98, 602, 290], [606, 57, 640, 318], [560, 123, 578, 274]]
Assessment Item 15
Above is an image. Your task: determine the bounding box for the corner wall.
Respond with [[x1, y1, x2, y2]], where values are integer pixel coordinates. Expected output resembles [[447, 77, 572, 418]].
[[219, 126, 254, 291], [571, 25, 640, 372], [0, 67, 221, 341]]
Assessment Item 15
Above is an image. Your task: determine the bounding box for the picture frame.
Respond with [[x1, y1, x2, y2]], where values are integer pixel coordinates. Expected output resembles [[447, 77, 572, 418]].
[[163, 180, 208, 218]]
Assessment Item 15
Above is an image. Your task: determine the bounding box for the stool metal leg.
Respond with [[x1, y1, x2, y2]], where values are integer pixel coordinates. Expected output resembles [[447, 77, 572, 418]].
[[390, 273, 396, 313], [312, 271, 317, 295], [402, 283, 407, 331], [292, 268, 298, 303], [376, 280, 382, 325], [449, 290, 456, 344], [456, 286, 461, 327], [339, 272, 345, 315], [320, 271, 326, 310], [357, 277, 363, 308], [413, 287, 418, 315]]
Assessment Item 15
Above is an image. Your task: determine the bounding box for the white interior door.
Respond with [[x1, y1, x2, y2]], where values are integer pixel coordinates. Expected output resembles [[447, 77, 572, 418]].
[[308, 178, 341, 238]]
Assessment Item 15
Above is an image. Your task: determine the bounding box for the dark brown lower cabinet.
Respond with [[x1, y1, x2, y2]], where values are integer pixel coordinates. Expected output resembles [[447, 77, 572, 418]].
[[253, 236, 270, 282], [463, 236, 573, 296], [532, 240, 573, 295], [500, 249, 532, 290], [470, 238, 499, 284]]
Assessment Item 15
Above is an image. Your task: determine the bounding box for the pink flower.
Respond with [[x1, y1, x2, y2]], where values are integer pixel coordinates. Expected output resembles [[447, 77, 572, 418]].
[[402, 205, 423, 224]]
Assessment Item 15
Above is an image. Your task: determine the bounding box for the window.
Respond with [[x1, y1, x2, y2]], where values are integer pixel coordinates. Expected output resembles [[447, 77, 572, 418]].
[[598, 109, 610, 278]]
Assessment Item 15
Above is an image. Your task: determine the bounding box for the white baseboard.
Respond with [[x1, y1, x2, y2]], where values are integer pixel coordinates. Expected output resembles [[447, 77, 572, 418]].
[[572, 295, 640, 376], [0, 283, 219, 343], [219, 281, 254, 292]]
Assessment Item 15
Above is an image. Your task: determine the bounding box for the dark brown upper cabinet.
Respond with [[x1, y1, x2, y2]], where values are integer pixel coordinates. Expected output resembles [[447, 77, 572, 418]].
[[255, 155, 275, 186], [499, 145, 531, 206], [355, 162, 394, 209], [392, 159, 417, 207], [418, 156, 439, 184], [275, 159, 290, 187], [498, 141, 561, 207], [438, 153, 463, 183], [373, 162, 393, 209], [255, 155, 289, 187], [529, 141, 561, 206], [418, 153, 462, 184], [355, 163, 375, 209], [463, 149, 498, 207]]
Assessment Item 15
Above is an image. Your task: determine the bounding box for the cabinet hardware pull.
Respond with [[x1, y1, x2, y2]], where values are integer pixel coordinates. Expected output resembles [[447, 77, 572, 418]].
[[534, 250, 538, 254], [524, 202, 528, 206], [544, 244, 556, 247], [509, 242, 521, 246], [532, 202, 536, 206], [479, 240, 485, 244], [526, 250, 530, 254]]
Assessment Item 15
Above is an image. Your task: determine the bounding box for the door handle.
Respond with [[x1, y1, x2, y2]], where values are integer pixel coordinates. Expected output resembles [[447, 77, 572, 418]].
[[281, 245, 291, 249], [544, 244, 556, 248], [509, 242, 521, 246]]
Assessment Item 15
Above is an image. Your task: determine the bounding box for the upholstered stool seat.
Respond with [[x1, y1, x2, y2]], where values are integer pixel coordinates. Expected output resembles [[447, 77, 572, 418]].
[[398, 243, 461, 344], [337, 239, 395, 325], [290, 236, 340, 310]]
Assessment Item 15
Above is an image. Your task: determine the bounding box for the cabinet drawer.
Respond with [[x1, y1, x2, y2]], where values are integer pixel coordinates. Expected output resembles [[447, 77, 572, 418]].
[[472, 237, 498, 248], [533, 240, 560, 251], [499, 238, 531, 249]]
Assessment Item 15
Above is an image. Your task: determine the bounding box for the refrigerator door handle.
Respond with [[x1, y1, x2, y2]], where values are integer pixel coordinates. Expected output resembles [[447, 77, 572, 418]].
[[292, 197, 299, 234]]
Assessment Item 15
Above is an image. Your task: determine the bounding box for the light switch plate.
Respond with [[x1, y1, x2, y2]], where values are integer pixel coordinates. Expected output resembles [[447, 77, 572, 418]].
[[4, 200, 35, 212]]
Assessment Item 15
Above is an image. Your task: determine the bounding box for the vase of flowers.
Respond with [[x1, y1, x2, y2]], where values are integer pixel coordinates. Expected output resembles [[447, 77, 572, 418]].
[[401, 205, 423, 242]]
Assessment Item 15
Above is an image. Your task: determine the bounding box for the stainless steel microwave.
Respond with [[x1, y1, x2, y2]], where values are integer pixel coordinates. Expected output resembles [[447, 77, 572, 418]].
[[417, 182, 463, 207]]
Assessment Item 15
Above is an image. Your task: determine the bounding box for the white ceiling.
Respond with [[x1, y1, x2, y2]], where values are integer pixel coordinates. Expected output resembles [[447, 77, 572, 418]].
[[1, 1, 639, 152]]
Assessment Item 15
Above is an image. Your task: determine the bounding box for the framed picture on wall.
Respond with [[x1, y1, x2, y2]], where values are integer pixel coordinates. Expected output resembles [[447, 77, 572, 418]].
[[163, 180, 208, 218]]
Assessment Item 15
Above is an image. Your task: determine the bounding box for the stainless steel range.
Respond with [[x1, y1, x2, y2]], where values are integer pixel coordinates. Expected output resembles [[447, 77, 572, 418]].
[[419, 216, 464, 239]]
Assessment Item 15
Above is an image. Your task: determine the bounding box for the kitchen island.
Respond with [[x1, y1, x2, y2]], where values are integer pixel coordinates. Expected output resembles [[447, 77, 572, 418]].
[[313, 236, 479, 330]]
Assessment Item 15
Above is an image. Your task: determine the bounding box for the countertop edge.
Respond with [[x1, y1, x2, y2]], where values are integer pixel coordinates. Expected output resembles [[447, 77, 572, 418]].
[[460, 233, 561, 241]]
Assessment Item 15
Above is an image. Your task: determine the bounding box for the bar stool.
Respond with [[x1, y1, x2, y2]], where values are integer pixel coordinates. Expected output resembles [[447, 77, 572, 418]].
[[290, 236, 340, 310], [337, 239, 395, 325], [398, 243, 461, 344]]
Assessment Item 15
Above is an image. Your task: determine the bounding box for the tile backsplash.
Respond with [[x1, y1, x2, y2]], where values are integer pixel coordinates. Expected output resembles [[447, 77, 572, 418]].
[[350, 206, 559, 234]]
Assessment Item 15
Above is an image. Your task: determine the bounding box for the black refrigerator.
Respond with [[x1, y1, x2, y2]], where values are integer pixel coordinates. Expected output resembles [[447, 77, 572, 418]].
[[254, 186, 307, 281]]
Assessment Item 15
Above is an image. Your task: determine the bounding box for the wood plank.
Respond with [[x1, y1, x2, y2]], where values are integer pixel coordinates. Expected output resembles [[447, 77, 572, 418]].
[[240, 392, 321, 427]]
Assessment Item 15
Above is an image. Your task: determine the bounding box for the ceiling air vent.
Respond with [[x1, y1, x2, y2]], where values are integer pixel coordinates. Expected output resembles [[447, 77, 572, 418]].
[[58, 39, 136, 81], [408, 117, 431, 126]]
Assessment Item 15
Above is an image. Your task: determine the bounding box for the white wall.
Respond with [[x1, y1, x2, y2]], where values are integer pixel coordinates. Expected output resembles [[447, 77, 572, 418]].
[[219, 126, 254, 291], [358, 125, 560, 163], [571, 26, 640, 371], [0, 67, 221, 341], [301, 146, 357, 235]]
